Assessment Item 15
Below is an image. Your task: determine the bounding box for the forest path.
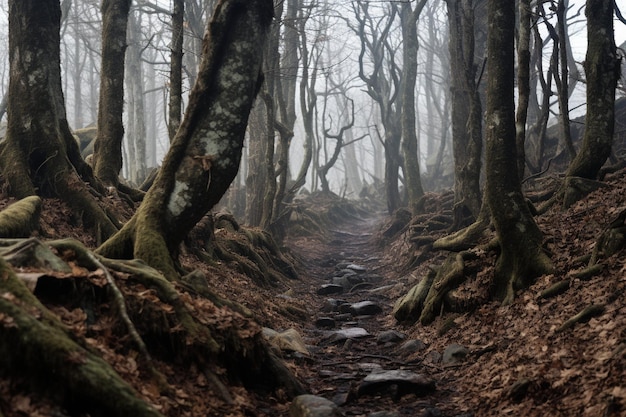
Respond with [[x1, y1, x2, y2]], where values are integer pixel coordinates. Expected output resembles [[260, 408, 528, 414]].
[[285, 210, 457, 417]]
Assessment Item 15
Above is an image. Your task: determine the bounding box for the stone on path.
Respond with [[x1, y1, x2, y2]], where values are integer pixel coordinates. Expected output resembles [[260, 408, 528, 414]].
[[357, 369, 435, 399], [346, 263, 367, 273], [325, 327, 370, 344], [376, 330, 406, 345], [289, 395, 342, 417], [350, 300, 383, 316], [442, 343, 469, 366], [398, 339, 427, 355], [317, 284, 344, 295], [262, 328, 309, 355]]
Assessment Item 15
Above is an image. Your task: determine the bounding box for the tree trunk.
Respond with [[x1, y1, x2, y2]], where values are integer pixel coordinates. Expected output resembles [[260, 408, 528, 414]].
[[400, 1, 427, 215], [445, 0, 483, 226], [92, 0, 131, 187], [565, 0, 620, 181], [97, 0, 274, 280], [0, 0, 117, 241], [515, 0, 531, 181], [485, 0, 553, 304], [168, 0, 184, 141]]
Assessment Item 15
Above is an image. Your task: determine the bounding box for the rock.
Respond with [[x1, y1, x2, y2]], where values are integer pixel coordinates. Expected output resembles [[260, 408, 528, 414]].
[[442, 343, 469, 366], [263, 328, 309, 355], [377, 330, 406, 344], [368, 412, 400, 417], [289, 395, 342, 417], [346, 263, 367, 273], [331, 276, 352, 290], [317, 284, 344, 295], [399, 339, 427, 354], [357, 369, 435, 399], [350, 301, 383, 316], [334, 269, 357, 278], [325, 327, 371, 344], [321, 298, 342, 313], [315, 317, 336, 329]]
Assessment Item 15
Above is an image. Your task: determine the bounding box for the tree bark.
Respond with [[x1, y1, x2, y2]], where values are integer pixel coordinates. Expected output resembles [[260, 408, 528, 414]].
[[485, 0, 553, 304], [400, 1, 427, 215], [92, 0, 131, 187], [445, 0, 483, 226], [168, 0, 184, 141], [97, 0, 274, 280], [515, 0, 531, 181], [565, 0, 620, 181]]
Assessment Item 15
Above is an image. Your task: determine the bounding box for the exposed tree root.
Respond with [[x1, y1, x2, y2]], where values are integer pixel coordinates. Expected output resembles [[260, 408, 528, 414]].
[[589, 207, 626, 265], [433, 201, 490, 252], [0, 196, 41, 238], [557, 304, 605, 333], [0, 256, 164, 417], [394, 251, 479, 325], [0, 237, 305, 414]]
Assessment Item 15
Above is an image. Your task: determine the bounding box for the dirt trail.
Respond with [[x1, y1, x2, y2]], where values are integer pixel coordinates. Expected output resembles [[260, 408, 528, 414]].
[[286, 212, 459, 416]]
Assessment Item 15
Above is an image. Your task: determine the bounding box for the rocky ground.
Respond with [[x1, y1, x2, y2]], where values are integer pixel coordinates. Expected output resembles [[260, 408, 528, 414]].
[[0, 169, 625, 416]]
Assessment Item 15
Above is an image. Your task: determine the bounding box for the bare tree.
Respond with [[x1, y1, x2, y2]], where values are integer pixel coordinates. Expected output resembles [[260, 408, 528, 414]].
[[485, 0, 553, 303], [92, 0, 131, 187], [399, 0, 428, 214]]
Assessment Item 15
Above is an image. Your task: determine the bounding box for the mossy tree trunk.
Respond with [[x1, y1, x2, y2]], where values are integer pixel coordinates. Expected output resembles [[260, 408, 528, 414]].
[[92, 0, 131, 187], [97, 0, 274, 280], [485, 0, 553, 304], [565, 0, 620, 180], [0, 0, 117, 241]]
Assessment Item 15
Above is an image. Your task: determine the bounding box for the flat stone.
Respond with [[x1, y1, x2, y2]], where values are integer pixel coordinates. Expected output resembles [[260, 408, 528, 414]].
[[377, 330, 406, 344], [357, 369, 435, 398], [346, 263, 367, 273], [325, 327, 370, 344], [399, 339, 427, 354], [442, 343, 469, 366], [317, 284, 344, 295], [289, 395, 342, 417], [350, 300, 383, 316]]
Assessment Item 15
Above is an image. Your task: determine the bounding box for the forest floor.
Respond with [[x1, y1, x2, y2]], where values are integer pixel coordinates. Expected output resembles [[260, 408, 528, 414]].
[[0, 170, 625, 416]]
